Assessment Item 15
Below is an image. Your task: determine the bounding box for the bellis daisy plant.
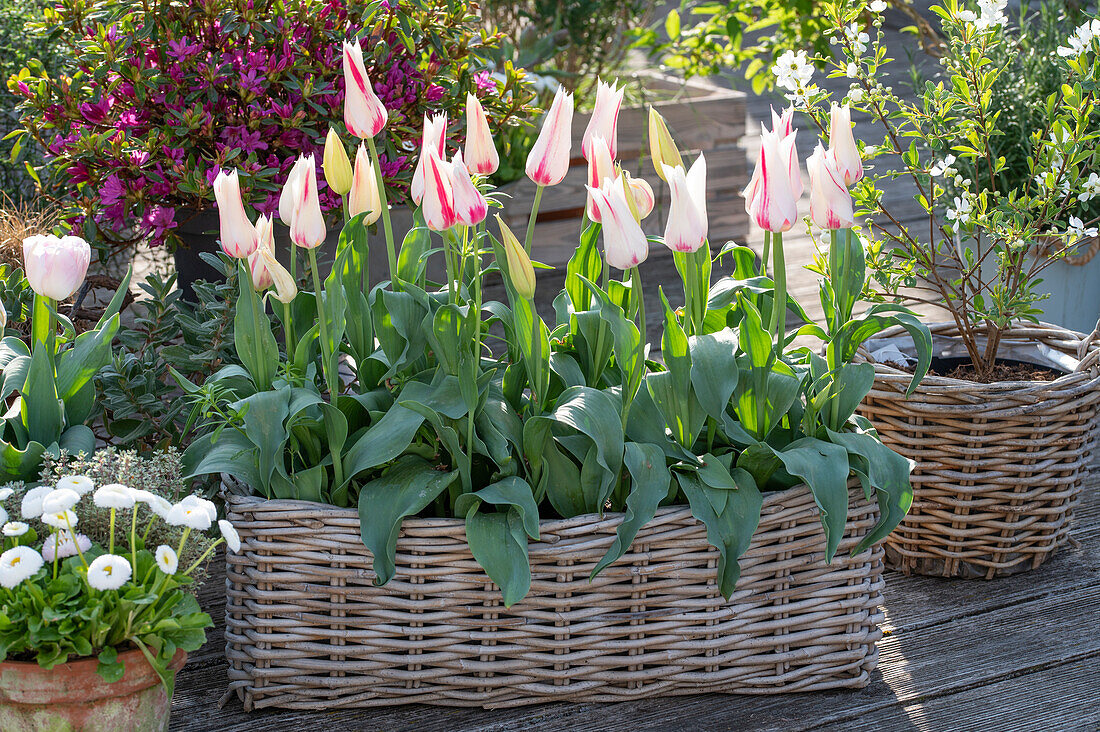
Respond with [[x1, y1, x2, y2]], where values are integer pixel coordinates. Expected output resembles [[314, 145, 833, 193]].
[[0, 474, 240, 692]]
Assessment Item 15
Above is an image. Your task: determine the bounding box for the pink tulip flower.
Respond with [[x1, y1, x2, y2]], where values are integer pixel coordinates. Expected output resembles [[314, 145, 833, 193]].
[[287, 155, 327, 249], [526, 86, 574, 187], [342, 39, 388, 138], [422, 147, 457, 232], [249, 215, 298, 303], [586, 135, 615, 222], [348, 143, 381, 224], [22, 234, 91, 301], [828, 103, 863, 186], [451, 151, 488, 227], [212, 169, 257, 258], [411, 113, 448, 205], [627, 174, 655, 220], [743, 124, 801, 233], [662, 155, 708, 253], [587, 174, 649, 270], [807, 144, 855, 230], [464, 93, 498, 175], [582, 79, 624, 160]]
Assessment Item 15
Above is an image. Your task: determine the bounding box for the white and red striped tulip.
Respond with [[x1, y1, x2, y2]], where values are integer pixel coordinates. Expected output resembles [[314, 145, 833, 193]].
[[342, 40, 388, 138], [22, 235, 90, 301], [587, 174, 649, 270], [828, 103, 863, 187], [526, 86, 574, 187], [451, 151, 488, 227], [585, 135, 615, 222], [464, 94, 498, 175], [662, 155, 708, 253], [422, 147, 457, 232], [287, 155, 327, 249], [771, 106, 803, 199], [582, 79, 624, 160], [412, 113, 448, 205], [248, 215, 298, 303], [278, 157, 309, 227], [626, 174, 655, 220], [807, 144, 855, 230], [743, 124, 801, 233], [213, 169, 257, 258], [348, 143, 382, 224]]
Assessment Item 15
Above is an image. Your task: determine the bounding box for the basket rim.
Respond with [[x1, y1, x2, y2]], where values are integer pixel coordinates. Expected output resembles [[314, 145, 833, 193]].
[[862, 320, 1100, 394]]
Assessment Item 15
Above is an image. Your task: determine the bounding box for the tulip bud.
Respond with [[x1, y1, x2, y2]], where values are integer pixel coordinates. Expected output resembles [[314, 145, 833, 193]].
[[464, 93, 499, 175], [412, 113, 448, 205], [287, 155, 327, 249], [342, 39, 388, 138], [743, 124, 800, 233], [422, 147, 457, 232], [807, 144, 855, 230], [249, 215, 298, 304], [585, 135, 615, 222], [349, 143, 382, 224], [828, 103, 863, 186], [495, 214, 536, 300], [648, 108, 683, 181], [625, 173, 655, 220], [662, 155, 708, 253], [582, 79, 624, 160], [619, 169, 643, 224], [22, 234, 91, 301], [212, 169, 257, 258], [526, 86, 574, 187], [451, 152, 488, 227], [323, 128, 353, 196], [587, 175, 649, 270]]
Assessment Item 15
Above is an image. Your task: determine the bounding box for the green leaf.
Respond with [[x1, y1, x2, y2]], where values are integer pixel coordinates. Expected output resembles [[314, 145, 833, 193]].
[[21, 347, 61, 447], [827, 428, 914, 554], [357, 456, 458, 585], [397, 209, 432, 284], [566, 223, 603, 310], [455, 476, 540, 540], [689, 329, 739, 420], [464, 508, 530, 607], [771, 438, 852, 562], [592, 442, 671, 577], [233, 261, 278, 390], [96, 647, 124, 683]]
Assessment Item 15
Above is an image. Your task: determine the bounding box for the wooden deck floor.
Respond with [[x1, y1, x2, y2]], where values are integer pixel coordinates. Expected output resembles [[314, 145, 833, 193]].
[[172, 445, 1100, 731]]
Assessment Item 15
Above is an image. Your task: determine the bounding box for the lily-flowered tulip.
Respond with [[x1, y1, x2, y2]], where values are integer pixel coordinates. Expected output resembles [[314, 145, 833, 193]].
[[807, 144, 855, 230], [286, 155, 327, 249], [582, 79, 624, 160], [451, 152, 488, 227], [22, 234, 90, 301], [771, 106, 803, 199], [828, 103, 863, 186], [348, 143, 381, 224], [743, 124, 801, 233], [586, 135, 615, 222], [322, 128, 353, 196], [422, 147, 457, 232], [464, 93, 498, 175], [212, 169, 257, 258], [526, 86, 574, 187], [342, 39, 388, 138], [496, 215, 536, 300], [278, 157, 309, 227], [587, 174, 649, 270], [649, 108, 683, 181], [626, 174, 655, 220], [249, 215, 298, 303], [412, 113, 448, 205], [662, 155, 708, 253]]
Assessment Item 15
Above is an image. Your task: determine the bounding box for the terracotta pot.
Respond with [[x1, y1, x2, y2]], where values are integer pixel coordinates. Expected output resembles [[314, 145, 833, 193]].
[[0, 647, 186, 732]]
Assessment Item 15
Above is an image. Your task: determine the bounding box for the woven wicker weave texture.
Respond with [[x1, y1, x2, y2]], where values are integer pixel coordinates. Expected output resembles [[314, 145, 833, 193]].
[[860, 322, 1100, 579], [223, 483, 883, 710]]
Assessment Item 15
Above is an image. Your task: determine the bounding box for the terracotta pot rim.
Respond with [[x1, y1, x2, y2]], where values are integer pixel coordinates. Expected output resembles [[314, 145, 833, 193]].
[[0, 647, 186, 706]]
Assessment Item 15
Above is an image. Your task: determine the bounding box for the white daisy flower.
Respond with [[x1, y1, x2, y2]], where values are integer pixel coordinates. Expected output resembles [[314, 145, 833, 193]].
[[0, 487, 15, 501], [165, 502, 213, 530], [131, 490, 173, 519], [218, 520, 241, 553], [87, 554, 132, 591], [155, 545, 178, 575], [41, 510, 78, 530], [2, 521, 28, 537], [179, 495, 217, 522], [41, 488, 81, 515], [55, 475, 94, 496], [0, 546, 43, 588], [93, 484, 135, 510], [20, 485, 53, 519], [42, 531, 91, 562]]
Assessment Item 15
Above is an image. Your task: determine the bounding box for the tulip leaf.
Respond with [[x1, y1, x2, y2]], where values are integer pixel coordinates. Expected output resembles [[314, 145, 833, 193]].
[[357, 455, 458, 586], [566, 222, 603, 310], [463, 507, 531, 607], [770, 437, 852, 562], [21, 346, 61, 447], [182, 430, 263, 495], [370, 287, 429, 378], [232, 261, 278, 390], [55, 312, 120, 404], [397, 209, 432, 285], [592, 442, 672, 577], [58, 425, 95, 458], [455, 476, 540, 540], [688, 329, 739, 421]]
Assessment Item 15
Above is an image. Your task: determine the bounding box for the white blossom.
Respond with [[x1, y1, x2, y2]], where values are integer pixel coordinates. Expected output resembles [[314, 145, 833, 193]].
[[946, 195, 974, 223], [774, 50, 814, 91], [55, 475, 94, 496], [87, 554, 132, 591], [869, 0, 887, 12], [218, 520, 241, 553], [0, 487, 15, 501], [930, 155, 956, 177], [41, 488, 81, 515], [0, 546, 43, 588], [20, 486, 53, 519], [1058, 20, 1100, 57], [1067, 216, 1098, 240], [42, 531, 91, 562], [166, 501, 213, 530], [975, 0, 1007, 30], [844, 23, 870, 55], [2, 521, 28, 537], [132, 490, 173, 519], [155, 545, 178, 575], [41, 510, 78, 530], [848, 85, 865, 103], [1078, 173, 1100, 202]]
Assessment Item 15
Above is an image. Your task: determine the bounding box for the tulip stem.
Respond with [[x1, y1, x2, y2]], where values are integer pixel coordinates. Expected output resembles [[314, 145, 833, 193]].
[[31, 294, 54, 362], [770, 232, 787, 353], [308, 247, 346, 490], [365, 136, 397, 284], [524, 185, 544, 255], [829, 228, 842, 431], [762, 231, 771, 276], [287, 249, 297, 348]]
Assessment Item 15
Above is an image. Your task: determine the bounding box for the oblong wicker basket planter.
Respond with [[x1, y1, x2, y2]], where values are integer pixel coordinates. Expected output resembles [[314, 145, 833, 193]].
[[860, 321, 1100, 579], [223, 481, 884, 710]]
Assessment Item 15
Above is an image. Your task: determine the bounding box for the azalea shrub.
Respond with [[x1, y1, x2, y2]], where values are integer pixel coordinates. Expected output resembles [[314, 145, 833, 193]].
[[785, 0, 1100, 378], [176, 27, 931, 606], [10, 0, 535, 256], [0, 467, 239, 691]]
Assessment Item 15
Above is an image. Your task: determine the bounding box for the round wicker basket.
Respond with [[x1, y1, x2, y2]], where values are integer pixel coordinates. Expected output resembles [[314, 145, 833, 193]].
[[222, 481, 884, 710], [859, 321, 1100, 579]]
